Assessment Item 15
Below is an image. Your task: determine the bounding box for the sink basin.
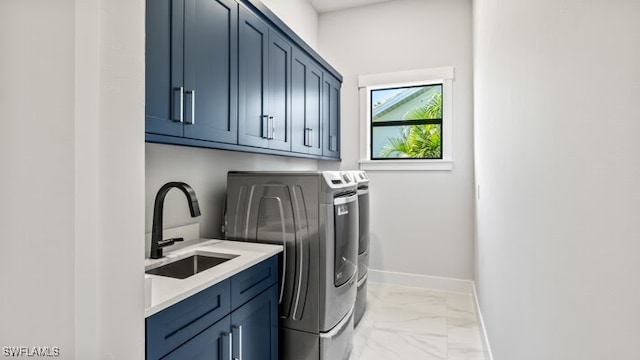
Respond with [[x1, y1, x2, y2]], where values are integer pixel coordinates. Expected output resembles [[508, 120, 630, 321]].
[[146, 253, 237, 279]]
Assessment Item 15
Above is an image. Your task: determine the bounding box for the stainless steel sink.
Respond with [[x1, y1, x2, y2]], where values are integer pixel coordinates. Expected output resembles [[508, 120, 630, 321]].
[[146, 253, 237, 279]]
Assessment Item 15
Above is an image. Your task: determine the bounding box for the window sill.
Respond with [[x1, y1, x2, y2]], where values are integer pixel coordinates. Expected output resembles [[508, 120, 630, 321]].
[[359, 159, 453, 171]]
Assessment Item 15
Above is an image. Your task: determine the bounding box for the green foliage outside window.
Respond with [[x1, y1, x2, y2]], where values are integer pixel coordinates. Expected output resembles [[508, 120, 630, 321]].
[[379, 92, 442, 158]]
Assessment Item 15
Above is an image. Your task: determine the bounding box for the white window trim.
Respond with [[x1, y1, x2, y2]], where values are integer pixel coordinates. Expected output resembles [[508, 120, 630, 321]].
[[358, 66, 454, 171]]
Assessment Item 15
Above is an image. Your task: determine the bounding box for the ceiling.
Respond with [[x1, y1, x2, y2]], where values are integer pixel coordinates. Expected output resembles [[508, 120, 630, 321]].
[[306, 0, 396, 13]]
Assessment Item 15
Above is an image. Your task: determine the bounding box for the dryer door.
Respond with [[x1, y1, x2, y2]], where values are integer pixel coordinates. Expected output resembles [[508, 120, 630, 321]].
[[333, 192, 358, 287]]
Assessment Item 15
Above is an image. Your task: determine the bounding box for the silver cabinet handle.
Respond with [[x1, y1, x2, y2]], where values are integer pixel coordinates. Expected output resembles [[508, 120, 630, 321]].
[[262, 115, 269, 139], [173, 86, 184, 123], [269, 116, 275, 140], [232, 325, 243, 360], [329, 134, 336, 151], [304, 128, 313, 147], [186, 90, 195, 124], [227, 332, 233, 360]]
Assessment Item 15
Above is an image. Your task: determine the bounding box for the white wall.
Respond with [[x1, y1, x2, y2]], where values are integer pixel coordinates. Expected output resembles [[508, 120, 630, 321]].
[[145, 0, 322, 248], [318, 0, 475, 280], [260, 0, 319, 49], [0, 0, 75, 354], [91, 0, 146, 358], [474, 0, 640, 359], [0, 1, 145, 359]]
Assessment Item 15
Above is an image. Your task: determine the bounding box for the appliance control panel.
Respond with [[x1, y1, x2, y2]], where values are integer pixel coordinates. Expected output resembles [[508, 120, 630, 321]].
[[323, 171, 353, 190]]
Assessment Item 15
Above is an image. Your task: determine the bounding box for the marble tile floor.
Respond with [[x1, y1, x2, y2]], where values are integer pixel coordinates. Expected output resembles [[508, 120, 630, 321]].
[[350, 282, 486, 360]]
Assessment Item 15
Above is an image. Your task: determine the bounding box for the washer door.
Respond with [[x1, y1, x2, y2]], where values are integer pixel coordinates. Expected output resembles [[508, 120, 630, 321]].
[[357, 187, 370, 255], [333, 192, 358, 287]]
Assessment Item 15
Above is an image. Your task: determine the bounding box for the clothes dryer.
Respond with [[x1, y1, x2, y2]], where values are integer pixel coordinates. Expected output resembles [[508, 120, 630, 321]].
[[224, 171, 358, 360], [343, 171, 370, 326]]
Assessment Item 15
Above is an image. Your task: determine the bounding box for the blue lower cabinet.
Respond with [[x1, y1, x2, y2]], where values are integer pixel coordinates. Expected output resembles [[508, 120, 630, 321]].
[[231, 255, 278, 309], [162, 316, 231, 360], [146, 280, 231, 360], [146, 256, 279, 360], [231, 284, 279, 360]]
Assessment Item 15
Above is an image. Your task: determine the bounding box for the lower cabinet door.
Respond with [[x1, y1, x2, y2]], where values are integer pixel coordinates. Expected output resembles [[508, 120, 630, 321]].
[[231, 284, 279, 360], [162, 316, 231, 360]]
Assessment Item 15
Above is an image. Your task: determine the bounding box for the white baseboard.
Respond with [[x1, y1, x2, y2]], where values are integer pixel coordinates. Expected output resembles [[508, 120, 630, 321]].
[[472, 283, 494, 360], [367, 269, 494, 360], [368, 269, 474, 293]]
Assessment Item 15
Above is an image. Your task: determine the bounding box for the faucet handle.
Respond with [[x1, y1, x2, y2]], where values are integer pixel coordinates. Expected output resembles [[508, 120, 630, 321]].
[[152, 238, 185, 259], [157, 237, 184, 248]]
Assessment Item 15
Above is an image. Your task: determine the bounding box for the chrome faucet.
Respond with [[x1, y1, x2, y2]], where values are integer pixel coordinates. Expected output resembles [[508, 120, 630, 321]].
[[150, 182, 201, 259]]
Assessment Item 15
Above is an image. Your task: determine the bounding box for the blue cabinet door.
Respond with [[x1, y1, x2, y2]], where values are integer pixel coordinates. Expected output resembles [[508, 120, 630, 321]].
[[146, 0, 238, 143], [231, 284, 279, 360], [146, 0, 184, 137], [183, 0, 238, 144], [266, 31, 292, 151], [146, 279, 231, 360], [291, 48, 322, 156], [291, 48, 308, 154], [238, 8, 292, 151], [238, 8, 269, 149], [305, 62, 323, 156], [322, 74, 340, 158], [162, 316, 231, 360]]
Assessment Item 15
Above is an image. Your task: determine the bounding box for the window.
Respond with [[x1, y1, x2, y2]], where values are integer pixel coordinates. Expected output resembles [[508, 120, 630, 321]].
[[359, 67, 454, 171], [370, 84, 443, 160]]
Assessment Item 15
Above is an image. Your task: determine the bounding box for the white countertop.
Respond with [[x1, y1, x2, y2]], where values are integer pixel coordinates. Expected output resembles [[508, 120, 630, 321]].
[[144, 238, 282, 317]]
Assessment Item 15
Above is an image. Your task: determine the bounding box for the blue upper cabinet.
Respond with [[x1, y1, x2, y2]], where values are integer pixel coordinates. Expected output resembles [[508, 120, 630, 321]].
[[146, 0, 238, 144], [183, 0, 238, 143], [267, 33, 293, 151], [146, 0, 341, 159], [291, 49, 323, 156], [323, 74, 341, 158], [146, 0, 182, 137], [238, 7, 292, 151]]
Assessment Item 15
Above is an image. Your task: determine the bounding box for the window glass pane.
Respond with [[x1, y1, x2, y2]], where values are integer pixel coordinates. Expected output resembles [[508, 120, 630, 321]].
[[371, 84, 442, 123], [372, 124, 442, 159]]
